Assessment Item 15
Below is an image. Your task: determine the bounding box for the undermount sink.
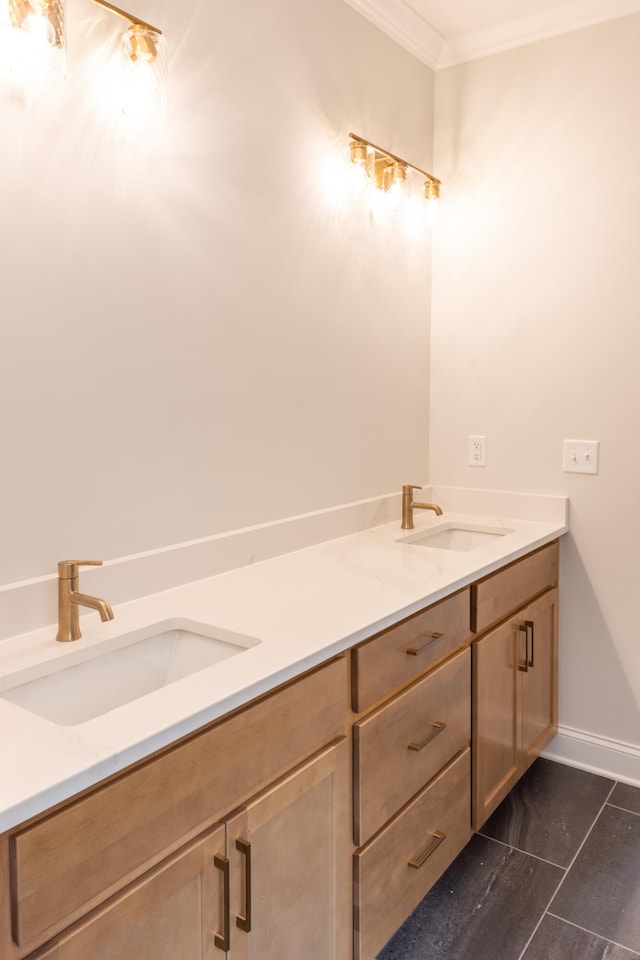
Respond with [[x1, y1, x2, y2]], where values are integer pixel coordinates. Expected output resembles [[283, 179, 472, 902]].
[[398, 522, 513, 552], [0, 619, 261, 726]]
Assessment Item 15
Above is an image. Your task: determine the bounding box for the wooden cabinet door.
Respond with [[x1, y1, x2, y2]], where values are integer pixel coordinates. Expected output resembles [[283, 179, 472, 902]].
[[221, 738, 351, 960], [10, 658, 347, 953], [472, 587, 558, 829], [472, 616, 520, 828], [32, 827, 226, 960], [521, 589, 558, 766]]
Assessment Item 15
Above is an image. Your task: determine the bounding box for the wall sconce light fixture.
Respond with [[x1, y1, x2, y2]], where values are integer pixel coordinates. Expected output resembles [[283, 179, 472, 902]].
[[4, 0, 167, 118], [7, 0, 65, 74], [13, 0, 62, 46], [349, 133, 441, 202], [90, 0, 168, 119]]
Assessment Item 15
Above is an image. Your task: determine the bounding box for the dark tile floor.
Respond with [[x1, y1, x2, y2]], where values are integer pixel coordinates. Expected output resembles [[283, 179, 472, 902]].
[[376, 758, 640, 960]]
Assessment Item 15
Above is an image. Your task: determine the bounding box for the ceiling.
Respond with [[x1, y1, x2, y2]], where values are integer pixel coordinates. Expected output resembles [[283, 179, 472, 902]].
[[344, 0, 640, 69]]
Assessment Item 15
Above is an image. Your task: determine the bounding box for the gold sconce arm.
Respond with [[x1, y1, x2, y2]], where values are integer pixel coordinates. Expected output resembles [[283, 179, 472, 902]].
[[88, 0, 162, 62], [88, 0, 161, 34], [349, 132, 441, 199]]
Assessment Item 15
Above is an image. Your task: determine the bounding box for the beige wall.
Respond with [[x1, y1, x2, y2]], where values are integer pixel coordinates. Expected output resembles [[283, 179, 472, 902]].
[[0, 0, 434, 585], [431, 15, 640, 749]]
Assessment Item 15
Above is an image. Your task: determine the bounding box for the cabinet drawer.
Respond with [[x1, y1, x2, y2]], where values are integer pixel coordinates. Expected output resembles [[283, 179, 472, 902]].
[[471, 541, 558, 634], [354, 647, 470, 846], [351, 589, 471, 713], [9, 656, 347, 949], [354, 748, 471, 960]]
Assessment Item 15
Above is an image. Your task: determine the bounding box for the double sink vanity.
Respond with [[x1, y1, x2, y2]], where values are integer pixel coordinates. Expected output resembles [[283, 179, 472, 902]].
[[0, 489, 567, 960]]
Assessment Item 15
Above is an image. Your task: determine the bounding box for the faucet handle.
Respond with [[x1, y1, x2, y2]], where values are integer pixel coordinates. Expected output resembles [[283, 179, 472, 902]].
[[58, 560, 104, 580], [403, 484, 423, 495]]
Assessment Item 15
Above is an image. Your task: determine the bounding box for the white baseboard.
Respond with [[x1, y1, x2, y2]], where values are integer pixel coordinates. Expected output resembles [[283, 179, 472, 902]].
[[543, 725, 640, 787]]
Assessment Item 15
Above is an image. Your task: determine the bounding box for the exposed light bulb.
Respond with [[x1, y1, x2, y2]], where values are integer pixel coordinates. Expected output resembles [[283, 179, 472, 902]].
[[128, 23, 157, 62], [385, 181, 404, 204], [22, 7, 55, 44], [350, 140, 368, 166], [382, 161, 407, 211], [9, 0, 64, 79], [121, 25, 167, 121], [424, 180, 440, 201], [349, 140, 376, 193], [383, 161, 407, 196], [425, 197, 439, 228]]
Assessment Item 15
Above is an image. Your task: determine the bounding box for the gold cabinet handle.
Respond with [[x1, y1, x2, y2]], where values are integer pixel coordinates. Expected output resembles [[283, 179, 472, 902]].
[[235, 838, 252, 934], [408, 720, 446, 752], [525, 620, 535, 668], [408, 830, 446, 869], [213, 855, 230, 951], [518, 623, 529, 672], [406, 632, 444, 656]]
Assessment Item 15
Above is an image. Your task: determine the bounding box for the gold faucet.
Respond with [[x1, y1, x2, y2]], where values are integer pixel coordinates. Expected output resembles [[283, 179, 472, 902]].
[[56, 560, 114, 643], [401, 484, 443, 530]]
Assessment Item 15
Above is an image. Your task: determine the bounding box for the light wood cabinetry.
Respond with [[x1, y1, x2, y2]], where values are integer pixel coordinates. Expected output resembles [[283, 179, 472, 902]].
[[354, 748, 471, 960], [24, 828, 226, 960], [8, 657, 346, 950], [0, 657, 349, 960], [24, 741, 351, 960], [354, 648, 470, 846], [0, 538, 560, 960], [221, 739, 351, 960], [471, 541, 558, 634], [352, 596, 473, 960], [351, 588, 471, 714], [472, 544, 559, 828]]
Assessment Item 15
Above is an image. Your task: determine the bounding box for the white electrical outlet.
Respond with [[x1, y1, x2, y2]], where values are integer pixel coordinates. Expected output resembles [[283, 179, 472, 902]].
[[467, 435, 487, 467], [562, 439, 599, 475]]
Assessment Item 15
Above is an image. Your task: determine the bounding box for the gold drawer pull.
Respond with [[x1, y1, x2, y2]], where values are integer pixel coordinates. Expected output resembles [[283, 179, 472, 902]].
[[406, 632, 444, 656], [518, 620, 535, 672], [526, 620, 535, 668], [408, 830, 446, 869], [518, 623, 529, 672], [408, 720, 446, 752], [213, 854, 230, 951], [236, 838, 252, 933]]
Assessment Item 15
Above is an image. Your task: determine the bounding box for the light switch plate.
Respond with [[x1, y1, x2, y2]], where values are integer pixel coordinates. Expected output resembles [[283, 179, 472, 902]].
[[562, 439, 599, 475]]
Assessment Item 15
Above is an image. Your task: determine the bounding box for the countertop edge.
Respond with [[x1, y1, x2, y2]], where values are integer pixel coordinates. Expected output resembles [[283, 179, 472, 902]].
[[0, 508, 567, 832]]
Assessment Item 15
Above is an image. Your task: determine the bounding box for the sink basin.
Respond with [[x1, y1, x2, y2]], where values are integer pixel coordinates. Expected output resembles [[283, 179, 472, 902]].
[[0, 619, 261, 726], [398, 522, 513, 552]]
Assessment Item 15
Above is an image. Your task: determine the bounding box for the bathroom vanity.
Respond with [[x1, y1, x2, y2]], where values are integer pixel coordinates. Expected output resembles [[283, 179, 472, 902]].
[[1, 658, 351, 960], [0, 530, 560, 960], [352, 540, 558, 959]]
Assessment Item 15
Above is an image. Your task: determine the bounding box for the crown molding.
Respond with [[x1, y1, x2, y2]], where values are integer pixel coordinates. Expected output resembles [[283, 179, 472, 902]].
[[346, 0, 640, 70], [343, 0, 444, 70], [439, 0, 640, 68]]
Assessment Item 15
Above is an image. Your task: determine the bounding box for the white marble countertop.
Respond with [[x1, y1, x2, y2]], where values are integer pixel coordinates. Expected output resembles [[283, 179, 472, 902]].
[[0, 496, 568, 831]]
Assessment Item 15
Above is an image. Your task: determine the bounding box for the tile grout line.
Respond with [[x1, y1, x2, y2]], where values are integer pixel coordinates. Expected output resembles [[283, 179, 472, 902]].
[[514, 780, 618, 960], [545, 912, 640, 957], [607, 800, 640, 818], [473, 832, 568, 960], [559, 779, 618, 875], [475, 830, 566, 870], [513, 867, 568, 960]]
